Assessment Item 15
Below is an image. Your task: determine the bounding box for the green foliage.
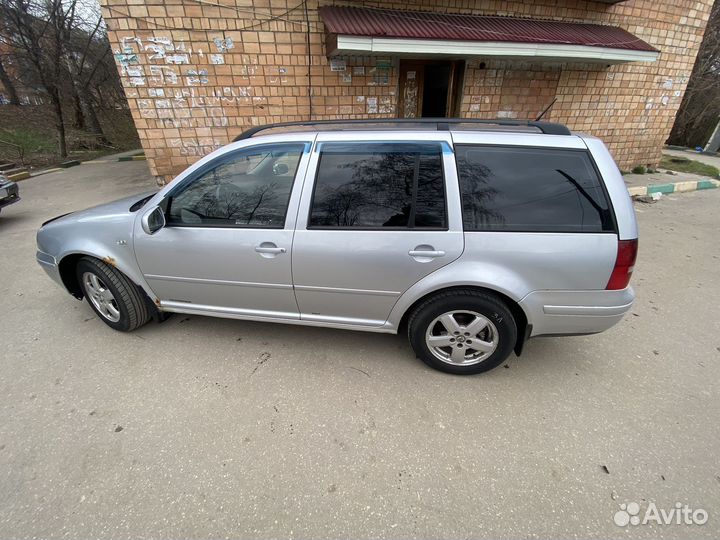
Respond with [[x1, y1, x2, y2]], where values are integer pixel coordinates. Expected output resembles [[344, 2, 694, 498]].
[[659, 155, 720, 179], [0, 127, 55, 164], [631, 165, 647, 174]]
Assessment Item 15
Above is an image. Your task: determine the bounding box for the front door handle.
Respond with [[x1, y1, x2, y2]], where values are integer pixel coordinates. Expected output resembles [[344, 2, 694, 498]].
[[409, 247, 446, 258], [255, 246, 286, 254], [255, 242, 286, 258]]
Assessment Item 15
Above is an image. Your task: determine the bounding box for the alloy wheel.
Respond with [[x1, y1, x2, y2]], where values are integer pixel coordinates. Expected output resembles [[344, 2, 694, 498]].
[[82, 271, 121, 323], [424, 310, 499, 366]]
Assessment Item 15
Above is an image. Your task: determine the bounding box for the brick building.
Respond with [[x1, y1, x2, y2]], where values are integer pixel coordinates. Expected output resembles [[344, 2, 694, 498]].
[[99, 0, 714, 183]]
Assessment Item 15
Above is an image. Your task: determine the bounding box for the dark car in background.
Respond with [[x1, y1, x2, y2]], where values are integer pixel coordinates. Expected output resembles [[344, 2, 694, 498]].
[[0, 173, 20, 214]]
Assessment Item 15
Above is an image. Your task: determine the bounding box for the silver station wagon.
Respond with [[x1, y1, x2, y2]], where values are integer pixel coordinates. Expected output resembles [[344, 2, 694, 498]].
[[36, 119, 638, 374]]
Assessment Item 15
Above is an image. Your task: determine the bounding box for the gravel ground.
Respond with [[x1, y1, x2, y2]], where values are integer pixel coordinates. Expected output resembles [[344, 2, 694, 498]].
[[0, 161, 718, 539]]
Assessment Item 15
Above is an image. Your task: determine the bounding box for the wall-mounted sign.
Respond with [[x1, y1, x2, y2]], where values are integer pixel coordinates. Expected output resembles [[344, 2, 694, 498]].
[[374, 67, 390, 86], [330, 59, 347, 71], [367, 96, 378, 114]]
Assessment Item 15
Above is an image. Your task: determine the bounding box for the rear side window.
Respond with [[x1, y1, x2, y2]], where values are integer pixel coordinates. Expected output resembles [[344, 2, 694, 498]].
[[456, 145, 615, 233], [309, 142, 446, 229]]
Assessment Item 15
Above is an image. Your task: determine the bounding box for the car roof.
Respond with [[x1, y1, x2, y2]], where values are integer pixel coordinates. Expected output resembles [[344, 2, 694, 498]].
[[230, 128, 586, 150], [233, 118, 572, 142]]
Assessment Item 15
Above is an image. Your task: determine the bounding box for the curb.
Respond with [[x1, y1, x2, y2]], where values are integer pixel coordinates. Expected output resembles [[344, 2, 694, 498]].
[[7, 170, 30, 181], [60, 160, 81, 168], [28, 167, 63, 178], [627, 178, 720, 197], [664, 145, 719, 157], [22, 152, 148, 178], [84, 155, 146, 163]]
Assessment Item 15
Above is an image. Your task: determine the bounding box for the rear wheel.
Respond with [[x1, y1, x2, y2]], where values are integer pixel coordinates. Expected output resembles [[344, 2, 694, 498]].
[[408, 289, 517, 374], [76, 257, 150, 331]]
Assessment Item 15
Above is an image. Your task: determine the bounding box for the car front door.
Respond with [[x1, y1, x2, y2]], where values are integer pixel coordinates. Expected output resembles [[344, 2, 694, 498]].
[[134, 140, 311, 319], [291, 133, 464, 327]]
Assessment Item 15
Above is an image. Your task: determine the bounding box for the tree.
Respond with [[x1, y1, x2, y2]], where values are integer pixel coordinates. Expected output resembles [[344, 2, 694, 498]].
[[0, 0, 114, 156], [0, 54, 20, 105], [61, 5, 107, 139], [668, 0, 720, 148], [1, 0, 70, 156]]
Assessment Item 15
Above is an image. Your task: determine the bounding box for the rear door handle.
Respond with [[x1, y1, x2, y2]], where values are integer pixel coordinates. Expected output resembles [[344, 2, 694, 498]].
[[408, 250, 445, 258]]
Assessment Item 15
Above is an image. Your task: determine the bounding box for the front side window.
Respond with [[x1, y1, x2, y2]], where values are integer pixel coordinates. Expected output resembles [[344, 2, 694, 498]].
[[167, 143, 305, 228], [456, 145, 615, 233], [309, 142, 446, 229]]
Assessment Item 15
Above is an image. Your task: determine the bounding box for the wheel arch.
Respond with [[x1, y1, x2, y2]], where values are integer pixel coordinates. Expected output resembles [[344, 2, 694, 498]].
[[58, 253, 87, 299], [57, 251, 156, 303], [397, 285, 530, 356]]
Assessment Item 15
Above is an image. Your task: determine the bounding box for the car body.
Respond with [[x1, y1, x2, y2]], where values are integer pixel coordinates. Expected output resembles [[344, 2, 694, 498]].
[[36, 119, 638, 374], [0, 173, 21, 213]]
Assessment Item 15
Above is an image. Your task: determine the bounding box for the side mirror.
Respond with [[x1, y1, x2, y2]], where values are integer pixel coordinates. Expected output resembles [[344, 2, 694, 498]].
[[141, 206, 166, 235], [272, 162, 289, 176]]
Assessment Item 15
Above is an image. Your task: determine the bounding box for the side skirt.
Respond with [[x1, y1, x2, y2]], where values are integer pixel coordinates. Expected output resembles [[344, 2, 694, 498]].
[[159, 303, 398, 334]]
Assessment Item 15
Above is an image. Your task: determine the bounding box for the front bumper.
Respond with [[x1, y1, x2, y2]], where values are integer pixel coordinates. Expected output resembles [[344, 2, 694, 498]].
[[36, 250, 64, 288], [520, 287, 635, 337]]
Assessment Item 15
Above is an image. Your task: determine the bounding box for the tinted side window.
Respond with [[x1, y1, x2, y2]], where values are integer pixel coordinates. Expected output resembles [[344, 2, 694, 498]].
[[167, 143, 305, 228], [309, 143, 446, 229], [456, 145, 614, 233]]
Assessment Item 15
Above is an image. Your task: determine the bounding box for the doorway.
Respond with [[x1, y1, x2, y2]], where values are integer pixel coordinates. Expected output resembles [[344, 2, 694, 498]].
[[398, 60, 465, 118]]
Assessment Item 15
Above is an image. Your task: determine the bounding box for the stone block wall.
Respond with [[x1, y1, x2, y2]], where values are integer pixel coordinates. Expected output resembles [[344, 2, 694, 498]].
[[99, 0, 714, 182]]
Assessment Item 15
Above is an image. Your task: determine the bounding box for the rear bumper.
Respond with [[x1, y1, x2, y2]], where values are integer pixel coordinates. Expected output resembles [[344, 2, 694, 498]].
[[0, 196, 20, 209], [520, 287, 634, 337], [0, 186, 20, 209]]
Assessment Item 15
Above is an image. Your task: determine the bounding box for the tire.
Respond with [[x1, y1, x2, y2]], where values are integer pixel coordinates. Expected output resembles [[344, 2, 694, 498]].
[[408, 289, 517, 375], [76, 257, 151, 332]]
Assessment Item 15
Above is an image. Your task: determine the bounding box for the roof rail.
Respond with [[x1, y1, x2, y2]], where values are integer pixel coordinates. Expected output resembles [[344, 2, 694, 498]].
[[233, 118, 571, 141]]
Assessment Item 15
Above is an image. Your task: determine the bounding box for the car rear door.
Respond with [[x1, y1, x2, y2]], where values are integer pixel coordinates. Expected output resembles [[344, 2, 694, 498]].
[[291, 132, 464, 327]]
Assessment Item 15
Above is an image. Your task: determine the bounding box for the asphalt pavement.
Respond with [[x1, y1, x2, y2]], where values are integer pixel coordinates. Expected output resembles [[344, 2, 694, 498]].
[[0, 160, 718, 539]]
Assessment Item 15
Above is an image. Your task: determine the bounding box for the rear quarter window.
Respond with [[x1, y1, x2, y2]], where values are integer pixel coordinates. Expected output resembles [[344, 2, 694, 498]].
[[455, 145, 615, 233]]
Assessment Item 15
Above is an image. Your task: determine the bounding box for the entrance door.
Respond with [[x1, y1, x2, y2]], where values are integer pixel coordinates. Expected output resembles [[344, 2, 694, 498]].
[[398, 60, 465, 118]]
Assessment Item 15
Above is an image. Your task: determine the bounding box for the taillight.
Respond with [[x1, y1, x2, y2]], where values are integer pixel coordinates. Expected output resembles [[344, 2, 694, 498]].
[[606, 239, 638, 290]]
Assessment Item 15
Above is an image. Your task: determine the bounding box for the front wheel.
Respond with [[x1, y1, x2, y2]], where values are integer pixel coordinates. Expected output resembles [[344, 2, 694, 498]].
[[408, 290, 517, 375], [76, 257, 151, 331]]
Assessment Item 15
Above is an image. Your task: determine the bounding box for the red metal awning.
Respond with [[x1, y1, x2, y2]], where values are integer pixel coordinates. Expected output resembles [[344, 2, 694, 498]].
[[319, 6, 659, 62]]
